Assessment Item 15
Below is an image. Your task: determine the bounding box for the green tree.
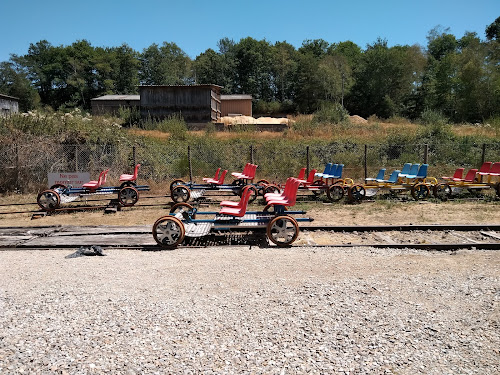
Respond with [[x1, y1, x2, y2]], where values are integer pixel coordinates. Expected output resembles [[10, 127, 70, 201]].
[[271, 41, 298, 103], [486, 16, 500, 40], [0, 61, 40, 111], [233, 37, 274, 101], [139, 42, 192, 85]]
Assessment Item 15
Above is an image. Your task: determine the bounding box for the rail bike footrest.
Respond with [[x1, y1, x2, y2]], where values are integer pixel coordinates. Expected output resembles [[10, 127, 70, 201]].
[[191, 190, 206, 200], [60, 195, 79, 204], [185, 222, 212, 237]]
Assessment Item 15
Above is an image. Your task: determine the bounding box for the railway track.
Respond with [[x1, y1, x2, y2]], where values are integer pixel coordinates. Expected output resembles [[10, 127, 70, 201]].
[[1, 224, 499, 251]]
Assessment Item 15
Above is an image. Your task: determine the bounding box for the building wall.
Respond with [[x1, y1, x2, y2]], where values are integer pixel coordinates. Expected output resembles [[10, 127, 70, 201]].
[[221, 99, 252, 117], [0, 95, 19, 117], [91, 99, 140, 116], [139, 85, 221, 123]]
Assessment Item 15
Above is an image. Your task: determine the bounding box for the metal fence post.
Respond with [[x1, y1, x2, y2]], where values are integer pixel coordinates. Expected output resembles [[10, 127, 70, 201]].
[[423, 144, 429, 164], [188, 145, 193, 181], [364, 145, 368, 181], [15, 144, 19, 192], [133, 145, 137, 167], [250, 145, 254, 164], [75, 144, 79, 172], [306, 146, 310, 176], [481, 143, 486, 166]]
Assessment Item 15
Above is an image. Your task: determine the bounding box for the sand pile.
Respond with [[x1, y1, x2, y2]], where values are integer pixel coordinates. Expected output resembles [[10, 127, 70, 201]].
[[349, 115, 368, 124], [220, 116, 290, 126]]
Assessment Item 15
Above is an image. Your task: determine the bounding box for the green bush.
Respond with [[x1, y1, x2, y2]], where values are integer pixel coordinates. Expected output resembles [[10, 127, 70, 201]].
[[419, 109, 448, 126], [313, 102, 349, 124]]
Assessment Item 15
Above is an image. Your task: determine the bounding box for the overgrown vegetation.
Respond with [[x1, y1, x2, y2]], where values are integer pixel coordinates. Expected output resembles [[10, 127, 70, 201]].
[[1, 18, 499, 123], [1, 108, 499, 194]]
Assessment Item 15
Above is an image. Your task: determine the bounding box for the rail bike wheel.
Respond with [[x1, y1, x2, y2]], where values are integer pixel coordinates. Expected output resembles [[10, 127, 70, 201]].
[[37, 190, 61, 210], [231, 179, 246, 196], [119, 181, 137, 188], [411, 183, 430, 200], [347, 184, 366, 202], [118, 186, 139, 207], [49, 183, 67, 190], [310, 179, 326, 196], [169, 179, 186, 193], [256, 179, 270, 187], [152, 216, 185, 249], [327, 184, 345, 202], [266, 215, 299, 247], [264, 184, 280, 195], [237, 185, 258, 202], [263, 204, 288, 213], [169, 202, 196, 219], [171, 185, 191, 203], [433, 183, 452, 201]]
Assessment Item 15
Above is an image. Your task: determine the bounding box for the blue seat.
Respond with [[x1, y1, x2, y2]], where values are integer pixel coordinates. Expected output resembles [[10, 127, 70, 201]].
[[324, 164, 343, 179], [315, 163, 337, 178], [365, 168, 386, 182], [408, 164, 428, 179], [383, 170, 401, 183], [315, 163, 332, 178], [398, 163, 412, 177], [403, 164, 420, 179]]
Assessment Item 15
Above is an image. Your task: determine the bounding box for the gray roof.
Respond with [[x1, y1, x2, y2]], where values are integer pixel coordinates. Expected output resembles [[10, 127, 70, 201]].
[[91, 95, 140, 101], [0, 93, 19, 101], [221, 95, 253, 100]]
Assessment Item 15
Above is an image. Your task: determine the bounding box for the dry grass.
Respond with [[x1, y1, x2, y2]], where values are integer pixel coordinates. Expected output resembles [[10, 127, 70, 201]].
[[1, 194, 499, 228], [125, 117, 495, 144]]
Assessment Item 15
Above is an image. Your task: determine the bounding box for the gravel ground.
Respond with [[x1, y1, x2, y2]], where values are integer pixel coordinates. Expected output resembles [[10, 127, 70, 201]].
[[0, 246, 499, 374]]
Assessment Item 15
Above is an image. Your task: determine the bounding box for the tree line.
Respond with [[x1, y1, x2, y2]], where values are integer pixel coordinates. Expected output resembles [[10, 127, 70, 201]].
[[1, 17, 499, 123]]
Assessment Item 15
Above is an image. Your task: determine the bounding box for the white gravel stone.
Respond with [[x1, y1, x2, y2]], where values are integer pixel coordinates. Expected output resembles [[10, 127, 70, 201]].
[[0, 246, 498, 374]]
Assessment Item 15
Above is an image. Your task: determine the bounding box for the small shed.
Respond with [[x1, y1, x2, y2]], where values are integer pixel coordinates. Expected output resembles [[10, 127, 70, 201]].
[[0, 94, 19, 117], [91, 95, 140, 116], [139, 85, 222, 123], [221, 94, 253, 117]]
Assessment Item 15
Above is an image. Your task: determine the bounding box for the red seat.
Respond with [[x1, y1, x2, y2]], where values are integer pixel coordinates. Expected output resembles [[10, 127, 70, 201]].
[[240, 164, 257, 180], [119, 164, 140, 182], [205, 169, 228, 185], [220, 184, 252, 208], [488, 162, 500, 177], [299, 169, 317, 186], [453, 168, 478, 182], [203, 168, 220, 182], [477, 162, 492, 176], [231, 163, 251, 179], [82, 169, 109, 190], [297, 168, 306, 180], [266, 178, 301, 207], [443, 168, 464, 181], [265, 177, 293, 200], [219, 185, 253, 217]]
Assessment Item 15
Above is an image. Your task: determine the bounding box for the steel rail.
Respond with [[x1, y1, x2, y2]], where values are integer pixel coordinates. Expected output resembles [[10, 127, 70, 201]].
[[0, 224, 499, 251]]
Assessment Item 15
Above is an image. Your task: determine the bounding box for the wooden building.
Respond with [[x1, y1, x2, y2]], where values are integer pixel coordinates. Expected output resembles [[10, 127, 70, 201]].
[[91, 95, 140, 116], [220, 94, 252, 117], [0, 93, 19, 117], [139, 85, 222, 123]]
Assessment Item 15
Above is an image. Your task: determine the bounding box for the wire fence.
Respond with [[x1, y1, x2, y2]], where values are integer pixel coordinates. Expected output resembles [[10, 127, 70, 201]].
[[1, 141, 499, 194]]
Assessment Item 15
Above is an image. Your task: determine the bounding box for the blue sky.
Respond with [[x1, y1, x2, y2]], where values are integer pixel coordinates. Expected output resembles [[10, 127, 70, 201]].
[[1, 0, 498, 62]]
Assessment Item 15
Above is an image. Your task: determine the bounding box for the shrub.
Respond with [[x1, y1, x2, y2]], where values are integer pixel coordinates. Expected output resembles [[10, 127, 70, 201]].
[[313, 102, 349, 125], [419, 109, 448, 126]]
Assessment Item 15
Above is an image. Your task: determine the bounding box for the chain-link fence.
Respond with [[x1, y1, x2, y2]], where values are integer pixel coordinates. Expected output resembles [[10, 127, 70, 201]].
[[1, 141, 499, 194]]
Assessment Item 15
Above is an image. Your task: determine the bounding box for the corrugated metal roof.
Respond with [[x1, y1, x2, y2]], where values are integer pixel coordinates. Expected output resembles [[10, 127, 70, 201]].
[[0, 93, 19, 101], [91, 95, 140, 101], [221, 95, 253, 100], [139, 84, 223, 89]]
